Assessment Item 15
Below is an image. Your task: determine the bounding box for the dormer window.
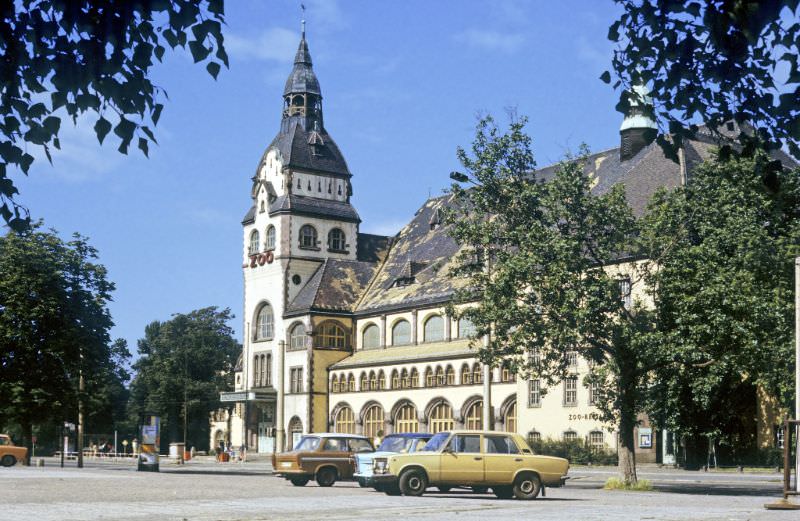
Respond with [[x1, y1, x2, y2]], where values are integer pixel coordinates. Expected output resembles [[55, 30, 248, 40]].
[[259, 201, 265, 213], [299, 225, 318, 250], [393, 276, 415, 287]]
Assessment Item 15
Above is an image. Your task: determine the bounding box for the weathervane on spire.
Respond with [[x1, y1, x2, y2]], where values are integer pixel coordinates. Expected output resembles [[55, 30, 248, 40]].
[[301, 3, 306, 38]]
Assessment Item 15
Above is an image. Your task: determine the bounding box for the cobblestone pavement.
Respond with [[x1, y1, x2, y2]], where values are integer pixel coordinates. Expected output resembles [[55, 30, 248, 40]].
[[1, 457, 797, 521]]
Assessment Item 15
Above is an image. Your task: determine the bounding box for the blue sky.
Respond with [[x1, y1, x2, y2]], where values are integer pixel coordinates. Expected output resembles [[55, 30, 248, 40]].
[[14, 0, 624, 354]]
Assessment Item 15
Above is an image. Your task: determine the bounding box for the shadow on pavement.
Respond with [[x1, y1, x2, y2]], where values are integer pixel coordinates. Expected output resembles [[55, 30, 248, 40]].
[[652, 483, 782, 497]]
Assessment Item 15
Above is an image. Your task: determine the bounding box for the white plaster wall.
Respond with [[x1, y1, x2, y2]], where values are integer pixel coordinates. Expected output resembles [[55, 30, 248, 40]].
[[291, 170, 349, 202], [289, 214, 358, 261]]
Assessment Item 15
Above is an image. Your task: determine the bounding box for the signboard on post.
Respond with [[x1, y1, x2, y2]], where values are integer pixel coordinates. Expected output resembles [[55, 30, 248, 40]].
[[137, 414, 160, 472]]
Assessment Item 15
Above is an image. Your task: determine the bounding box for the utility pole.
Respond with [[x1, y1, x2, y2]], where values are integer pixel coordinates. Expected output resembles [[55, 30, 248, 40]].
[[795, 257, 799, 493], [181, 346, 188, 464], [482, 244, 493, 431], [77, 353, 84, 469]]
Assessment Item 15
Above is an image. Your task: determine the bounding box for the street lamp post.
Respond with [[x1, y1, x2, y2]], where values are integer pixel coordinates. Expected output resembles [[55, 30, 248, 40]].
[[794, 257, 799, 493]]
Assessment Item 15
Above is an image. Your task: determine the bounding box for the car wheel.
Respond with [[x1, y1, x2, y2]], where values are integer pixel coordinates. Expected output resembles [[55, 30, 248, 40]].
[[290, 477, 310, 487], [399, 469, 428, 497], [384, 483, 402, 496], [472, 486, 489, 494], [1, 455, 16, 467], [513, 473, 542, 500], [437, 486, 452, 493], [357, 478, 367, 488], [316, 467, 337, 487], [493, 485, 514, 499]]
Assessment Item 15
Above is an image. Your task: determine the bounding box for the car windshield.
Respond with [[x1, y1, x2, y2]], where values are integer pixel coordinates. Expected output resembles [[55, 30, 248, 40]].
[[293, 436, 320, 451], [421, 432, 450, 452], [379, 436, 415, 453]]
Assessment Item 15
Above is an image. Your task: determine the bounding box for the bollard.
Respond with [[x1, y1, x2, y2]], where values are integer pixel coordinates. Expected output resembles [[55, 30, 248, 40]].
[[36, 458, 45, 467]]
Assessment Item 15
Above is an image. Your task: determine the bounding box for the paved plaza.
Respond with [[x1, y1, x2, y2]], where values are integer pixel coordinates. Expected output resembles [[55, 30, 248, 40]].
[[1, 457, 797, 521]]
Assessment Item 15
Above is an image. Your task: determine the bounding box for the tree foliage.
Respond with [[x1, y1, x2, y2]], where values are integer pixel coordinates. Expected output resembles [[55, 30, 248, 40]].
[[605, 0, 800, 159], [446, 115, 652, 483], [640, 152, 800, 465], [0, 222, 126, 457], [127, 306, 239, 451], [0, 0, 228, 230]]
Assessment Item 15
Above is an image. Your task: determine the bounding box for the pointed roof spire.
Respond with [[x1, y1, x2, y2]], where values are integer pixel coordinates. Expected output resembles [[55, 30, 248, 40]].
[[284, 21, 320, 96]]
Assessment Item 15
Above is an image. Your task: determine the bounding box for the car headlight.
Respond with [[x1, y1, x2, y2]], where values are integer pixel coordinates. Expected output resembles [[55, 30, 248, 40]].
[[373, 457, 388, 475]]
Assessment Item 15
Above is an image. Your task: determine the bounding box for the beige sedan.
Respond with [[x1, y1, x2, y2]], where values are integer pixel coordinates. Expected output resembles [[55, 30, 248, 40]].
[[371, 430, 569, 499], [0, 434, 28, 466]]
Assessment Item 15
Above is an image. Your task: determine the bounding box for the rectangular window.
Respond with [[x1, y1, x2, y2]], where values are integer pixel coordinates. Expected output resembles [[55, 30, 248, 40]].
[[589, 381, 600, 405], [563, 377, 578, 406], [589, 431, 604, 449], [528, 379, 541, 408], [566, 350, 578, 368], [485, 435, 520, 454], [619, 277, 632, 310], [290, 367, 303, 393]]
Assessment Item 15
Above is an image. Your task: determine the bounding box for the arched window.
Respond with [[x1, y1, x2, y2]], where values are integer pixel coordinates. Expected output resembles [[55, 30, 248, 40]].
[[410, 368, 419, 388], [400, 368, 409, 388], [288, 416, 303, 441], [501, 361, 516, 382], [394, 403, 419, 433], [328, 228, 346, 251], [589, 431, 604, 449], [472, 363, 482, 384], [423, 315, 444, 342], [252, 355, 261, 386], [461, 363, 472, 385], [428, 402, 454, 433], [504, 400, 518, 433], [391, 370, 400, 389], [458, 317, 477, 338], [378, 370, 386, 390], [362, 324, 380, 349], [446, 366, 455, 386], [265, 225, 276, 251], [563, 430, 578, 442], [369, 371, 378, 391], [255, 303, 274, 340], [435, 366, 445, 386], [392, 320, 411, 346], [334, 406, 355, 434], [348, 373, 355, 392], [249, 230, 260, 255], [299, 224, 318, 249], [363, 405, 384, 439], [425, 367, 435, 387], [289, 323, 306, 349], [318, 322, 346, 348], [264, 354, 271, 386], [465, 400, 483, 430], [360, 372, 369, 391], [331, 374, 340, 393]]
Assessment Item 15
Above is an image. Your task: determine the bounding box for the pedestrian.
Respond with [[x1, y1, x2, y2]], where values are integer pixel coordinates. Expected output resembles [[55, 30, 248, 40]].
[[132, 438, 138, 456], [217, 440, 225, 462], [239, 443, 246, 463]]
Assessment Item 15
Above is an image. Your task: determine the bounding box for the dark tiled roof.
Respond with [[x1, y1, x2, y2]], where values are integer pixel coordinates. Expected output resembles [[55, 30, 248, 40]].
[[284, 37, 321, 97], [269, 194, 360, 222], [266, 118, 350, 177], [356, 196, 468, 314], [242, 205, 256, 225], [356, 233, 393, 263], [286, 259, 380, 315]]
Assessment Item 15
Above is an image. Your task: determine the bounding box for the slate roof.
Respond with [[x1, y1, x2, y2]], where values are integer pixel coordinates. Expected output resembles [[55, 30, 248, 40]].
[[266, 117, 350, 177], [355, 196, 468, 315], [356, 233, 393, 263], [284, 36, 321, 97], [286, 258, 382, 316], [268, 193, 360, 223]]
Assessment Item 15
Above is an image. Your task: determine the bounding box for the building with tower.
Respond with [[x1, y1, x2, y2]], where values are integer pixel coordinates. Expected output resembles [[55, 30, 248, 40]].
[[215, 28, 785, 464]]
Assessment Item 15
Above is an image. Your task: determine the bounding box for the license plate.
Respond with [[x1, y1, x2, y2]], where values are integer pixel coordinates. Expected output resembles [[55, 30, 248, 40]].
[[281, 461, 292, 468]]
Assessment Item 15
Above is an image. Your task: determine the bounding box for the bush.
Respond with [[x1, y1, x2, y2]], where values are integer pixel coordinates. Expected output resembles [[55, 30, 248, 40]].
[[528, 436, 618, 466], [604, 477, 652, 491]]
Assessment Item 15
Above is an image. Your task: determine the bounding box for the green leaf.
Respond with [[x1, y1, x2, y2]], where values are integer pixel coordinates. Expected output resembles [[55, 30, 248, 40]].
[[189, 40, 211, 63], [206, 61, 221, 79], [94, 117, 112, 145], [600, 71, 612, 84], [152, 103, 164, 125], [138, 137, 149, 158]]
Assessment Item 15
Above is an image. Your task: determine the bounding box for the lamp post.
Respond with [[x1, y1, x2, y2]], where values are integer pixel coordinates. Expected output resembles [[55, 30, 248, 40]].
[[795, 257, 799, 493]]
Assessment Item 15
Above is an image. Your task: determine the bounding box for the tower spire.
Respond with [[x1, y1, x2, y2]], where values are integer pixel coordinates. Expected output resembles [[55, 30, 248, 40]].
[[301, 3, 306, 38]]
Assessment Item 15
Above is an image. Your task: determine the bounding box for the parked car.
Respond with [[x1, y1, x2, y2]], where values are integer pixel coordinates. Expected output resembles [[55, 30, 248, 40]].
[[0, 434, 28, 467], [371, 430, 569, 499], [272, 433, 373, 487], [354, 433, 433, 489]]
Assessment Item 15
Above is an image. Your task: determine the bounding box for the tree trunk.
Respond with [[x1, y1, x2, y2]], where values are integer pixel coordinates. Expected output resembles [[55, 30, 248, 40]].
[[683, 433, 705, 470], [617, 353, 638, 485], [21, 419, 33, 466]]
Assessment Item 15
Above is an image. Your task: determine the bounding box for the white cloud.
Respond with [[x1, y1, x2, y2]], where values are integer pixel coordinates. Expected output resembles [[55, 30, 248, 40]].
[[454, 29, 525, 53], [225, 27, 298, 63]]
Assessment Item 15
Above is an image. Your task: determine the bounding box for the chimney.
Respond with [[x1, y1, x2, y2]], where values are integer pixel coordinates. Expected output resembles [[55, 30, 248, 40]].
[[619, 85, 657, 161]]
